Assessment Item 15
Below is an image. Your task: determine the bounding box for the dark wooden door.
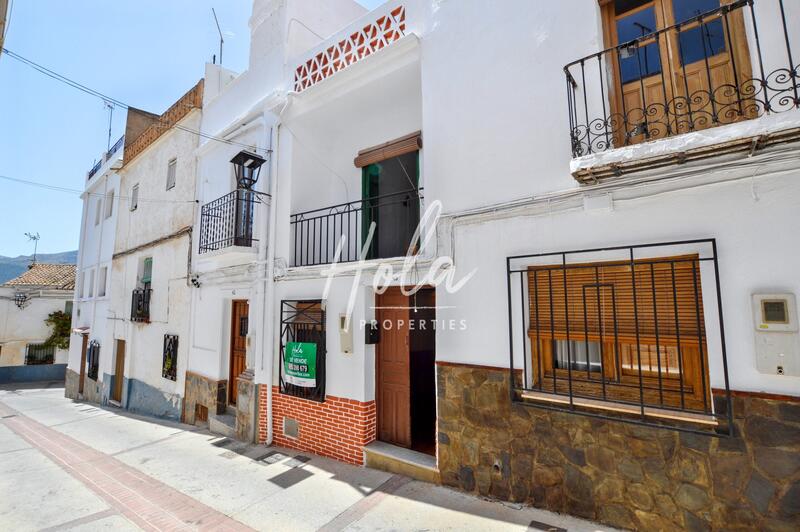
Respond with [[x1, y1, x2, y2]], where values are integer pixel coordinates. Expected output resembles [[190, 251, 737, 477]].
[[376, 288, 411, 447], [112, 340, 125, 402], [78, 334, 88, 394], [229, 300, 249, 405]]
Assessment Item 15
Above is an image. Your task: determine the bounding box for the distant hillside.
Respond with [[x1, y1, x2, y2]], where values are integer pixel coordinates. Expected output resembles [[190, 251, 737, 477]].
[[0, 250, 78, 284]]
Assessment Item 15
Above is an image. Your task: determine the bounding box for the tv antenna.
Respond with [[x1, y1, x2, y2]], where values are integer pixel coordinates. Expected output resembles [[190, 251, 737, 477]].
[[104, 100, 114, 152], [212, 8, 224, 66], [24, 232, 40, 265]]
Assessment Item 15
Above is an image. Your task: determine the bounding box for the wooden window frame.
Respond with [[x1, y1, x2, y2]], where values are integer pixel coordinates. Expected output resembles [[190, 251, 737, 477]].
[[527, 253, 711, 411]]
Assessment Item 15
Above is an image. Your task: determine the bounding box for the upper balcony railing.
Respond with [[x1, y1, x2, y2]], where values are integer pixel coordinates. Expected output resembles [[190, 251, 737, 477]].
[[198, 189, 259, 254], [289, 188, 422, 267], [87, 134, 125, 180], [566, 0, 799, 158], [293, 4, 407, 92]]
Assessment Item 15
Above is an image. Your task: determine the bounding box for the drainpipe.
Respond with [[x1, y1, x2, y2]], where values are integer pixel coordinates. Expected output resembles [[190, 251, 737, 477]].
[[261, 96, 291, 446]]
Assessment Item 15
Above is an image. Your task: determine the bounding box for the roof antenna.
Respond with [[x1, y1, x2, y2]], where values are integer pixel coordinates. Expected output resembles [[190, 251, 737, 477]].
[[212, 8, 224, 66], [24, 232, 40, 267]]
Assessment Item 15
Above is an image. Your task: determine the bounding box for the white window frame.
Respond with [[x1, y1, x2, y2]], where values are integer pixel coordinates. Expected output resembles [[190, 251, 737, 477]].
[[130, 184, 139, 211], [166, 158, 177, 190], [88, 269, 95, 298], [105, 190, 114, 219], [97, 266, 108, 298]]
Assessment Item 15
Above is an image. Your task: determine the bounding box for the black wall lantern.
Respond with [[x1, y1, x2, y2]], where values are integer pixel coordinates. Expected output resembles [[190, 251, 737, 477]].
[[14, 292, 28, 309], [231, 150, 267, 190]]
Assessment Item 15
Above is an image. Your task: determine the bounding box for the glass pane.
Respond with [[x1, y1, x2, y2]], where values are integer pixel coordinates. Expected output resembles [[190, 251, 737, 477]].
[[672, 0, 720, 24], [678, 19, 726, 65], [553, 339, 602, 373], [616, 7, 662, 83]]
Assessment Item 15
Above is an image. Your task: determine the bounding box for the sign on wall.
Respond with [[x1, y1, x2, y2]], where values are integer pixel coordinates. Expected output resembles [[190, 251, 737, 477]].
[[283, 342, 317, 388]]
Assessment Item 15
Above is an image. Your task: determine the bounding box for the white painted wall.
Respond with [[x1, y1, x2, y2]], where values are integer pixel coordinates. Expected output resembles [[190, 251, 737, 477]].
[[0, 288, 71, 366]]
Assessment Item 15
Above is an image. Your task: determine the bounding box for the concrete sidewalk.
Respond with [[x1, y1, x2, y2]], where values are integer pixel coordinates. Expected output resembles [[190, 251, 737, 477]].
[[0, 383, 614, 531]]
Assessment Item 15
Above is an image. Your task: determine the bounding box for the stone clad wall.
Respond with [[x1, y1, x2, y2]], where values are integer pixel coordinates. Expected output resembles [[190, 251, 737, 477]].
[[436, 362, 800, 531], [182, 371, 226, 425]]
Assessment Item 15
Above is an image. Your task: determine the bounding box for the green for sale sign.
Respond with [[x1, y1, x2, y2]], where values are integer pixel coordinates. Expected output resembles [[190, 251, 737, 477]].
[[284, 342, 317, 388]]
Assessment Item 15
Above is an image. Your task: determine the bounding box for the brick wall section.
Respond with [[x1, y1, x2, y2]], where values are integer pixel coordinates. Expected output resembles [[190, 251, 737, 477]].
[[258, 386, 376, 465]]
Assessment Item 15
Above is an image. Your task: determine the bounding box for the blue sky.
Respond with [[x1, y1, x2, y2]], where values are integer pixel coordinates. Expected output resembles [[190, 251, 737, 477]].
[[0, 0, 381, 257]]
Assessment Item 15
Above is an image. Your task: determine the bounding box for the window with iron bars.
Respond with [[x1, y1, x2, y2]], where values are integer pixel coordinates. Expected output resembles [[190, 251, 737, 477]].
[[162, 334, 178, 381], [86, 340, 100, 381], [507, 239, 732, 435], [279, 300, 326, 402], [25, 343, 55, 365]]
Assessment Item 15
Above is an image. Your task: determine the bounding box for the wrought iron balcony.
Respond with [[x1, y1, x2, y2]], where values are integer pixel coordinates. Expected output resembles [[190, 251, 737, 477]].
[[565, 0, 799, 158], [131, 288, 152, 323], [198, 189, 259, 254], [87, 135, 125, 180], [289, 189, 422, 267]]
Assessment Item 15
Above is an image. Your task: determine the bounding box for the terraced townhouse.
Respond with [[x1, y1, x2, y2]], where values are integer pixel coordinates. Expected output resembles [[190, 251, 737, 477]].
[[69, 0, 800, 529]]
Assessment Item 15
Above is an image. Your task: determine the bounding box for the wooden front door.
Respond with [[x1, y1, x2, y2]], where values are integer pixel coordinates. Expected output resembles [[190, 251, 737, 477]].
[[229, 300, 249, 405], [376, 288, 411, 447], [602, 0, 752, 145], [78, 334, 88, 394], [112, 340, 125, 403]]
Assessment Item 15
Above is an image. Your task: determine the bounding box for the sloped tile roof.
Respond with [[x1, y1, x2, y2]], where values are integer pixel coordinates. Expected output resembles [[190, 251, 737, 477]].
[[3, 263, 76, 290]]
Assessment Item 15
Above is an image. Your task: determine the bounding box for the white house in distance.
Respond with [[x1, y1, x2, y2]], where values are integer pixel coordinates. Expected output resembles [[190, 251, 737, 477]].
[[0, 263, 75, 383]]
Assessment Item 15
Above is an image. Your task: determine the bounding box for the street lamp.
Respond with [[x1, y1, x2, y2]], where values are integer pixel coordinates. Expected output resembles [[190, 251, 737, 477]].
[[231, 150, 267, 190], [14, 292, 28, 309]]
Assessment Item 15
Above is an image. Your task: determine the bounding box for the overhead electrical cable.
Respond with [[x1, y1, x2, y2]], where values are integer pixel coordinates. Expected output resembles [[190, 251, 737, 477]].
[[0, 174, 197, 204], [0, 47, 269, 155]]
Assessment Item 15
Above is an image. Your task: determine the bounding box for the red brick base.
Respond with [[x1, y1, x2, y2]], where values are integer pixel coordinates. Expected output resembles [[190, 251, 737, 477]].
[[258, 386, 376, 465]]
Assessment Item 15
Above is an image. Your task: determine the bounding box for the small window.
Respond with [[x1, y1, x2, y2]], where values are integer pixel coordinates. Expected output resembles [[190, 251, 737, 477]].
[[94, 198, 102, 226], [762, 300, 789, 324], [87, 341, 100, 380], [130, 184, 139, 211], [141, 257, 153, 287], [105, 190, 114, 219], [162, 334, 178, 381], [25, 343, 55, 365], [88, 269, 95, 298], [98, 266, 108, 297], [65, 300, 73, 316], [166, 158, 177, 190]]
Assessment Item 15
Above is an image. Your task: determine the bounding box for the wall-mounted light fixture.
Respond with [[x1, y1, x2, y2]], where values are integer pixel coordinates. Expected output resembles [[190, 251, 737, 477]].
[[231, 150, 267, 190], [14, 292, 28, 309]]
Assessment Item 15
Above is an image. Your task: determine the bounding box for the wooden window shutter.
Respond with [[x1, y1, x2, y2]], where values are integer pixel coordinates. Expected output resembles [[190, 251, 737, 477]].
[[354, 131, 422, 168]]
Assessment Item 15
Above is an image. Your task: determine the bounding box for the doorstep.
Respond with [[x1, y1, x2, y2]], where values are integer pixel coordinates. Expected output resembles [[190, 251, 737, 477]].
[[364, 441, 440, 484]]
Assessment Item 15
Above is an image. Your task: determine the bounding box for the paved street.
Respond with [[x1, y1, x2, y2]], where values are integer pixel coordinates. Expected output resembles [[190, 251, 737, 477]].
[[0, 383, 612, 532]]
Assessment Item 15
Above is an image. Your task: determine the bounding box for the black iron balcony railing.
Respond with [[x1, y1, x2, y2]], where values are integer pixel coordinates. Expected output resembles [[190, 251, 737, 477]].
[[566, 0, 798, 157], [289, 188, 422, 267], [131, 288, 152, 322], [507, 239, 732, 436], [87, 135, 125, 180], [198, 189, 259, 254]]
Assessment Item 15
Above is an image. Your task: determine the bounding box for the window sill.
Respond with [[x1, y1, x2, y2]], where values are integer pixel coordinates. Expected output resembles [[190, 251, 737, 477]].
[[518, 389, 718, 427]]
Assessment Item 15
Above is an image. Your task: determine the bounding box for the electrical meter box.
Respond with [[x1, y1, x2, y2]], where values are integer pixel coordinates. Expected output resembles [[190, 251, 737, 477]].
[[339, 313, 353, 355], [752, 293, 799, 376]]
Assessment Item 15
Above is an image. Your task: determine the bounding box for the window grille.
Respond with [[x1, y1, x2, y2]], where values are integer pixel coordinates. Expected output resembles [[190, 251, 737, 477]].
[[166, 158, 177, 190], [162, 334, 178, 381], [86, 340, 100, 380], [279, 300, 326, 402], [25, 343, 55, 365], [507, 239, 732, 435]]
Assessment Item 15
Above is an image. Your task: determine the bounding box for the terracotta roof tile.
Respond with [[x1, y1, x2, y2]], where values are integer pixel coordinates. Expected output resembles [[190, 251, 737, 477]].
[[3, 263, 76, 290]]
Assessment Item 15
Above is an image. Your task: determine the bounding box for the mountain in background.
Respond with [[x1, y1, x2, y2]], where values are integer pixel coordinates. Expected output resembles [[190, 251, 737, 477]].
[[0, 250, 78, 284]]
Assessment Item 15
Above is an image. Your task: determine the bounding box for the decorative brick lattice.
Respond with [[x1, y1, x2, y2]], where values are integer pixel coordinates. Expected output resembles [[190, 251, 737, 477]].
[[294, 6, 406, 92], [258, 386, 376, 465]]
